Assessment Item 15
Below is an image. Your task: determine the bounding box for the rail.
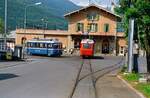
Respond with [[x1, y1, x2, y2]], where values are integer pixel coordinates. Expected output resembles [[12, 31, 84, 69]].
[[68, 57, 125, 98]]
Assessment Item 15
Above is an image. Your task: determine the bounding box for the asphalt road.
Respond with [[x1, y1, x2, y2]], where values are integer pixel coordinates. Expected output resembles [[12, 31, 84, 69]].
[[0, 56, 142, 98]]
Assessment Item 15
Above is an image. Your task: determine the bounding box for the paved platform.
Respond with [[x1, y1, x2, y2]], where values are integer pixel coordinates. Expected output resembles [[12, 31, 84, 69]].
[[97, 76, 141, 98], [0, 56, 145, 98]]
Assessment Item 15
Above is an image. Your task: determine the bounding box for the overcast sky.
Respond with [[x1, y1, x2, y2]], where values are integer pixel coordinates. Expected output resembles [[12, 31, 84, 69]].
[[69, 0, 117, 7]]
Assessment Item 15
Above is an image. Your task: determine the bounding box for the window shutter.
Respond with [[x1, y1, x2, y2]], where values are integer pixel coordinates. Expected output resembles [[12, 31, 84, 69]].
[[107, 24, 109, 32], [76, 23, 79, 32], [96, 15, 99, 20], [104, 24, 109, 32], [104, 24, 106, 32], [77, 23, 84, 32], [95, 24, 98, 32]]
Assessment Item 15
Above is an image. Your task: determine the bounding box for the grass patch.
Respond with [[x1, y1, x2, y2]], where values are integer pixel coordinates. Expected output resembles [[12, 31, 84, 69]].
[[121, 73, 150, 98], [137, 83, 150, 98], [123, 73, 139, 82]]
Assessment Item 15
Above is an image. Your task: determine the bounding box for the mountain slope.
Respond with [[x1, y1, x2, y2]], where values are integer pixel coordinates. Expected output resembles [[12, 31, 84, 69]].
[[0, 0, 79, 31]]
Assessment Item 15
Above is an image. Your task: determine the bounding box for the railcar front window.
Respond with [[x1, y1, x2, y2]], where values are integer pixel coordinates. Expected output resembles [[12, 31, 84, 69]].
[[53, 44, 59, 49], [83, 44, 91, 49]]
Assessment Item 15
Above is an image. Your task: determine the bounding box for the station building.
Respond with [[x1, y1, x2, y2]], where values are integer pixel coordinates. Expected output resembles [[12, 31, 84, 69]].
[[16, 4, 126, 56]]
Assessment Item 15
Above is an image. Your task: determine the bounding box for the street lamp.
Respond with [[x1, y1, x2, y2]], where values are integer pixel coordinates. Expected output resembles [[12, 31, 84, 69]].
[[41, 18, 48, 39], [24, 2, 42, 32], [4, 0, 7, 46]]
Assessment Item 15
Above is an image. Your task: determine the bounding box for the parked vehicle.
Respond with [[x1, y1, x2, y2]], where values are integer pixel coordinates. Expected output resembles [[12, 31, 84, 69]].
[[80, 39, 94, 57], [26, 39, 63, 56]]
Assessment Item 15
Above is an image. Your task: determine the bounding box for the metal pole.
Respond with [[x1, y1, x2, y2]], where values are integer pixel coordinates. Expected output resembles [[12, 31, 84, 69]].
[[24, 2, 42, 34], [41, 19, 45, 39], [24, 7, 27, 34], [4, 0, 7, 46], [114, 21, 117, 56], [128, 19, 134, 73]]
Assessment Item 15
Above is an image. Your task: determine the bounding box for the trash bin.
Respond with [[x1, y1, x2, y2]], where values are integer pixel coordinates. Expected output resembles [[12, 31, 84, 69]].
[[13, 45, 23, 60], [6, 51, 12, 60]]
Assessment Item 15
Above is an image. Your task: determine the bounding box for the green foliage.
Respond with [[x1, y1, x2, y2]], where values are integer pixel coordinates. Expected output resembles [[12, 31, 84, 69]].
[[0, 0, 79, 30], [115, 0, 150, 71], [0, 18, 4, 34], [137, 83, 150, 98], [123, 73, 139, 82], [125, 8, 139, 19], [122, 73, 150, 98]]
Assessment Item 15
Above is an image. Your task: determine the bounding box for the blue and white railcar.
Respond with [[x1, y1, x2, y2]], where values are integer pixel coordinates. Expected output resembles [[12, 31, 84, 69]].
[[26, 39, 63, 56]]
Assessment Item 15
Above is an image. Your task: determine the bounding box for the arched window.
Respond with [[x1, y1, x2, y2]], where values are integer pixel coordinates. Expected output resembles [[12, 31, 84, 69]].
[[21, 37, 27, 45], [74, 38, 81, 49], [102, 39, 109, 54]]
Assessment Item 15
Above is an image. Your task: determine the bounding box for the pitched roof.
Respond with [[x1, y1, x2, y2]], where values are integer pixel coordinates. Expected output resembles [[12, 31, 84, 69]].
[[64, 4, 121, 18]]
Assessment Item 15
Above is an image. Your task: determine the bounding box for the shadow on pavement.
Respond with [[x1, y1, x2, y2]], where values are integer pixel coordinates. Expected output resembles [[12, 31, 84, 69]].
[[0, 73, 19, 81], [83, 56, 104, 59]]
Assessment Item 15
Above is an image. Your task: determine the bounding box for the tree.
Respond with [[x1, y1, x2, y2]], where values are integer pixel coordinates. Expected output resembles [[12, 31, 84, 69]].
[[0, 18, 4, 34], [115, 0, 150, 72]]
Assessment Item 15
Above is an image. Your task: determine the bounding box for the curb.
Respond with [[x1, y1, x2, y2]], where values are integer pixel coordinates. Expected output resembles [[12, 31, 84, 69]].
[[117, 75, 146, 98]]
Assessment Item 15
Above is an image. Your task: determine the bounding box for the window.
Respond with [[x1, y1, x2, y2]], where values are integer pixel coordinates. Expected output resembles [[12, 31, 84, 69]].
[[83, 43, 91, 49], [87, 12, 99, 21], [48, 43, 52, 48], [59, 44, 62, 49], [74, 41, 80, 49], [53, 44, 59, 49], [88, 23, 98, 32], [104, 24, 109, 32], [77, 23, 84, 32], [35, 43, 39, 48], [21, 37, 27, 44], [30, 43, 35, 47], [27, 43, 30, 47], [117, 22, 124, 32], [43, 43, 47, 48], [39, 43, 43, 48], [120, 46, 124, 54]]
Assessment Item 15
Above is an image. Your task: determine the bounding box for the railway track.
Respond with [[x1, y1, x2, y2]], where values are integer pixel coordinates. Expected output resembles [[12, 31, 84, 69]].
[[69, 57, 125, 98]]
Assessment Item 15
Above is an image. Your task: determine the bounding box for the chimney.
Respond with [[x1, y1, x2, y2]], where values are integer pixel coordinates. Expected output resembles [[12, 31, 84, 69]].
[[111, 1, 115, 13]]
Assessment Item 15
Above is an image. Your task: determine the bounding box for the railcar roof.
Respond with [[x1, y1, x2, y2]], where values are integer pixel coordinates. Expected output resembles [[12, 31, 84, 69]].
[[26, 39, 61, 43], [81, 39, 94, 44]]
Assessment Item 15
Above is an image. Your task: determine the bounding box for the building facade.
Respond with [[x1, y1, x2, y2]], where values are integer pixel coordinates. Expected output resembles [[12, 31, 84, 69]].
[[16, 4, 126, 56]]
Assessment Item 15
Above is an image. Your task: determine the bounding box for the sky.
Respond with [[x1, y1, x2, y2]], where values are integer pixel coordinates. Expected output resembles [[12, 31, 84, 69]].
[[69, 0, 117, 7]]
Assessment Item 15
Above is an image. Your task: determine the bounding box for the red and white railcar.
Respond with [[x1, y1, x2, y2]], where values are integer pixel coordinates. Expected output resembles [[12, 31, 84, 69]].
[[80, 39, 94, 57]]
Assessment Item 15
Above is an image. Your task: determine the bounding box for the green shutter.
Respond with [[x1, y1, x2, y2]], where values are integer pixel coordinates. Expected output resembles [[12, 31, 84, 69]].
[[95, 24, 98, 32], [77, 23, 84, 32], [106, 24, 109, 32], [104, 24, 109, 32], [81, 23, 84, 32], [76, 23, 79, 32], [104, 24, 106, 32], [96, 15, 99, 20]]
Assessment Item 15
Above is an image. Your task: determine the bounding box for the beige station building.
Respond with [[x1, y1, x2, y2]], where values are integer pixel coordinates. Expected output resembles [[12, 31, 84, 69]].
[[16, 4, 126, 56]]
